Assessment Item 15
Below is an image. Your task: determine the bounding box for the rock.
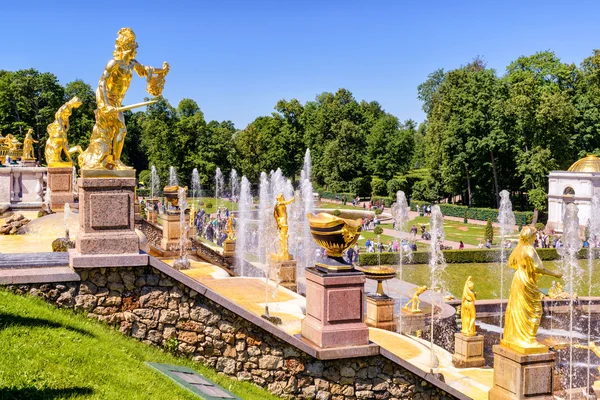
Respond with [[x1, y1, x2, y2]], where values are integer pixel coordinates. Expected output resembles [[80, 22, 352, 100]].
[[341, 366, 356, 378], [79, 282, 97, 295], [175, 320, 204, 332], [74, 294, 97, 312], [91, 271, 107, 287], [316, 391, 332, 400], [356, 390, 374, 399], [259, 355, 283, 370], [51, 237, 75, 252], [132, 322, 147, 339], [178, 331, 198, 344], [216, 357, 236, 374], [159, 310, 179, 324], [139, 288, 168, 308], [121, 271, 136, 290], [147, 330, 163, 343]]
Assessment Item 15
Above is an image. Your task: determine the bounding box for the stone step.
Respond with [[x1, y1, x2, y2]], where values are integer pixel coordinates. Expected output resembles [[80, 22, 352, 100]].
[[0, 252, 69, 269], [0, 266, 80, 285]]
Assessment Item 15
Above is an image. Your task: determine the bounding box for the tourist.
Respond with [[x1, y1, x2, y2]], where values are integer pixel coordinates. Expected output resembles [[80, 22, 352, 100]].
[[459, 241, 464, 250], [346, 246, 355, 264], [410, 225, 418, 239], [484, 239, 492, 249], [416, 204, 420, 214], [353, 245, 360, 263], [378, 242, 384, 253], [410, 241, 417, 251]]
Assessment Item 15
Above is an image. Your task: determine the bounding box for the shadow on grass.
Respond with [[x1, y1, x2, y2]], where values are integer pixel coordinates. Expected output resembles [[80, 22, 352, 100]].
[[0, 312, 94, 337], [0, 386, 93, 399]]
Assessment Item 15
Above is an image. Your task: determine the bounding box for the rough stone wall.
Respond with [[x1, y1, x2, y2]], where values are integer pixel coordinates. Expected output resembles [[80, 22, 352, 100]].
[[139, 220, 162, 249], [5, 266, 458, 400]]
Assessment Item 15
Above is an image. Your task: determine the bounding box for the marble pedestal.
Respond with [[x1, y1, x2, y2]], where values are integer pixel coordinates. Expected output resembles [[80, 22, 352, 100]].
[[365, 295, 396, 331], [452, 333, 485, 368], [0, 168, 12, 204], [269, 259, 297, 292], [47, 167, 74, 210], [301, 267, 369, 348], [21, 160, 36, 167], [161, 212, 182, 252], [147, 209, 158, 224], [223, 239, 235, 258], [489, 345, 555, 400], [70, 176, 144, 268], [19, 167, 45, 203]]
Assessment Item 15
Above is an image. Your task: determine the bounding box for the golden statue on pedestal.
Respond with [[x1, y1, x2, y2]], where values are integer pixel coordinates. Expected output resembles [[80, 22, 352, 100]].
[[460, 276, 477, 336], [226, 214, 235, 241], [45, 97, 82, 166], [273, 193, 294, 260], [78, 28, 169, 171], [22, 129, 39, 160], [501, 226, 562, 354], [0, 133, 22, 157], [403, 286, 427, 314]]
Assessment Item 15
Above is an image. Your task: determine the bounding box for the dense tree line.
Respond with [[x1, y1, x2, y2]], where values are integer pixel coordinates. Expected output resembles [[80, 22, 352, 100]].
[[3, 48, 600, 213]]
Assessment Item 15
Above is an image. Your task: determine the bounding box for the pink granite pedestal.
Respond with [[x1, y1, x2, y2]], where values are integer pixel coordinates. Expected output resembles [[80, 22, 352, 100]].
[[70, 176, 146, 268], [301, 267, 369, 348], [47, 167, 74, 211]]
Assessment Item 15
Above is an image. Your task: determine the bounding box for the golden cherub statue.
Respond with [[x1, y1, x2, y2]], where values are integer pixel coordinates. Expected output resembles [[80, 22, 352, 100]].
[[78, 28, 170, 171], [2, 134, 21, 153], [502, 226, 562, 354], [21, 129, 39, 160], [403, 286, 427, 314], [45, 96, 83, 167], [273, 193, 294, 260], [226, 214, 235, 241], [460, 276, 477, 336]]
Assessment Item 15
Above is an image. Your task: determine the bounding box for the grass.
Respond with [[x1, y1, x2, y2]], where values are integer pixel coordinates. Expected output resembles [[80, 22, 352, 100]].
[[144, 197, 239, 216], [0, 291, 279, 400], [382, 216, 516, 247], [315, 202, 367, 210]]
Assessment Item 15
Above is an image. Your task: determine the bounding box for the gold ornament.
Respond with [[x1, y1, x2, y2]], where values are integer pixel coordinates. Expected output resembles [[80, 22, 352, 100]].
[[273, 193, 294, 261], [78, 28, 169, 171], [45, 97, 82, 166], [403, 286, 428, 314], [501, 226, 562, 354], [460, 276, 477, 336]]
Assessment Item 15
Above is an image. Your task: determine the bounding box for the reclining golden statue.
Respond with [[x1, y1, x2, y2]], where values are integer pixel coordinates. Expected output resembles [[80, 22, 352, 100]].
[[45, 96, 83, 167]]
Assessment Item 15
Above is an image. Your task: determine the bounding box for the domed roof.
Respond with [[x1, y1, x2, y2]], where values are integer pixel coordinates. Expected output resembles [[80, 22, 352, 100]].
[[568, 155, 600, 173]]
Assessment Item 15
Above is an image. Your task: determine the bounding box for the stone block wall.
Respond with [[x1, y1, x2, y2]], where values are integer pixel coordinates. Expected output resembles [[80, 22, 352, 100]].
[[5, 265, 459, 400]]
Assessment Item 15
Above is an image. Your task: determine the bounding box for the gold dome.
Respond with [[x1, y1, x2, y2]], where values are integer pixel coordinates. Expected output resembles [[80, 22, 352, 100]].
[[568, 155, 600, 173]]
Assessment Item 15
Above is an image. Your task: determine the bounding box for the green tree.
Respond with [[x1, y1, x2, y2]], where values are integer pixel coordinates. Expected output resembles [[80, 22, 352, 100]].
[[366, 116, 415, 180], [64, 79, 96, 149], [485, 218, 494, 243]]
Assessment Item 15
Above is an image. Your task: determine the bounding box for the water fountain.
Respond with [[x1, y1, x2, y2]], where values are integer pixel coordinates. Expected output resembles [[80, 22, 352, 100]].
[[497, 190, 516, 328], [235, 177, 252, 275], [558, 203, 583, 395], [215, 167, 224, 215], [391, 190, 411, 332], [586, 194, 600, 392], [150, 165, 160, 200], [169, 166, 178, 187], [191, 168, 201, 200], [428, 205, 447, 373], [257, 172, 269, 265], [297, 149, 316, 291], [173, 187, 190, 270], [230, 169, 239, 204], [72, 166, 77, 196]]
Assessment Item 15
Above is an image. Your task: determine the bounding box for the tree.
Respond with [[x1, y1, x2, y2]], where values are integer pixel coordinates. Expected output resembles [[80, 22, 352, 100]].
[[485, 218, 494, 243], [366, 116, 415, 180], [64, 79, 95, 149]]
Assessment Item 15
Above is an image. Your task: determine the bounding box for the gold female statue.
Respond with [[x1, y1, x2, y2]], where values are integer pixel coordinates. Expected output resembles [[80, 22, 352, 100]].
[[274, 193, 294, 260], [45, 97, 82, 166], [501, 226, 562, 354], [460, 276, 477, 336], [78, 28, 169, 170], [22, 129, 39, 160]]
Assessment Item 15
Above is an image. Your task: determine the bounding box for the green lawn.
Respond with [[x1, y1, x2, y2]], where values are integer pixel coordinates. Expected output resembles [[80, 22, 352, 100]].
[[0, 291, 279, 400], [383, 216, 516, 247], [315, 202, 366, 210], [144, 197, 240, 216]]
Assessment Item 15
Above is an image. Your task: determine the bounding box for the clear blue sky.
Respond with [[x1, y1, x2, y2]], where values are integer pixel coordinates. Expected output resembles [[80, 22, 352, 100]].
[[2, 1, 600, 129]]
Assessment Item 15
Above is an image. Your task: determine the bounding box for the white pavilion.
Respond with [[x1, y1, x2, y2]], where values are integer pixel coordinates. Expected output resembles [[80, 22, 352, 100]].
[[547, 155, 600, 232]]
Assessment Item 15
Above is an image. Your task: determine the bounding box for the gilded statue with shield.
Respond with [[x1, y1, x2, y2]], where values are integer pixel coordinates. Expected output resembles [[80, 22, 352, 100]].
[[78, 27, 170, 171]]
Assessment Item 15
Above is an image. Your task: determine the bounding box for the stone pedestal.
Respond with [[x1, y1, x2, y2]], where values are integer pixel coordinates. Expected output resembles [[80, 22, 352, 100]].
[[301, 267, 369, 348], [74, 176, 140, 256], [365, 295, 396, 331], [21, 160, 37, 167], [223, 239, 235, 258], [147, 209, 158, 223], [489, 345, 555, 400], [398, 310, 427, 334], [452, 333, 485, 368], [47, 167, 74, 211], [269, 259, 297, 292], [161, 211, 181, 252]]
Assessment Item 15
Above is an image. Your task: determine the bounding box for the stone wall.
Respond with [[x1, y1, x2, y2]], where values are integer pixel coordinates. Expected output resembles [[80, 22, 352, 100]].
[[5, 265, 461, 400], [139, 220, 162, 249]]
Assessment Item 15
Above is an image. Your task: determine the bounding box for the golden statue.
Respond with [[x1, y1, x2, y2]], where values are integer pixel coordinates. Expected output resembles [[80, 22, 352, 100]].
[[45, 96, 82, 167], [22, 129, 39, 160], [547, 281, 570, 299], [1, 133, 22, 156], [226, 214, 235, 240], [403, 286, 428, 313], [274, 193, 294, 260], [78, 28, 169, 171], [460, 276, 477, 336], [501, 226, 562, 354], [574, 342, 600, 375]]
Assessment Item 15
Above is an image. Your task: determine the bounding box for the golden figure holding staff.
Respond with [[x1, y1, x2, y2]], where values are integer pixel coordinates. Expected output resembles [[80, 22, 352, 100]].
[[78, 28, 169, 170], [403, 286, 428, 314], [501, 226, 562, 354], [226, 214, 235, 240], [274, 193, 294, 260], [22, 129, 39, 160], [460, 276, 477, 336]]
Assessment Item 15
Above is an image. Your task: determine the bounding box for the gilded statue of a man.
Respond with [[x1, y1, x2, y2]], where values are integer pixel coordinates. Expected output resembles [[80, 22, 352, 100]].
[[45, 96, 82, 166], [274, 193, 294, 260], [78, 28, 169, 170], [502, 226, 562, 353], [21, 128, 39, 160]]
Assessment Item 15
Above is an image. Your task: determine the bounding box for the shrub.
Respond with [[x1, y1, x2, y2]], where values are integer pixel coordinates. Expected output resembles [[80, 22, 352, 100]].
[[375, 208, 383, 215], [386, 178, 405, 198], [409, 201, 533, 225], [332, 209, 341, 216], [138, 169, 151, 187], [206, 202, 213, 209], [136, 188, 150, 197], [164, 337, 179, 354], [371, 176, 387, 196], [372, 196, 392, 207], [485, 218, 494, 243], [535, 222, 545, 232], [373, 226, 383, 235]]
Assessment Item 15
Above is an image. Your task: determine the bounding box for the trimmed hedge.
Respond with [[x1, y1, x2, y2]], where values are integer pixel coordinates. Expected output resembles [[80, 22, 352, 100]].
[[358, 247, 583, 265], [319, 191, 357, 201], [409, 201, 533, 225]]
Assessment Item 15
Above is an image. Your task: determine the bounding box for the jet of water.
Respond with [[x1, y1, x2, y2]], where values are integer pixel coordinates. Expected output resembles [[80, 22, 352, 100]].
[[215, 167, 224, 214], [428, 205, 447, 371], [191, 168, 201, 199], [150, 165, 160, 200], [169, 166, 178, 187], [230, 169, 239, 204], [497, 190, 516, 328]]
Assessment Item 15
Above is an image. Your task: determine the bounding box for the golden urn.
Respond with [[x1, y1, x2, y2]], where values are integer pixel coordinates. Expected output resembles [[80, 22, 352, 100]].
[[307, 212, 362, 272], [163, 185, 188, 209], [356, 265, 396, 298]]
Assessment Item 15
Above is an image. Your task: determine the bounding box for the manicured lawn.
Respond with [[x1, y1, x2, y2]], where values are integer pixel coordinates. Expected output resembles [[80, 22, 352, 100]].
[[0, 291, 279, 400], [143, 197, 240, 216], [315, 202, 367, 210], [382, 216, 518, 247]]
